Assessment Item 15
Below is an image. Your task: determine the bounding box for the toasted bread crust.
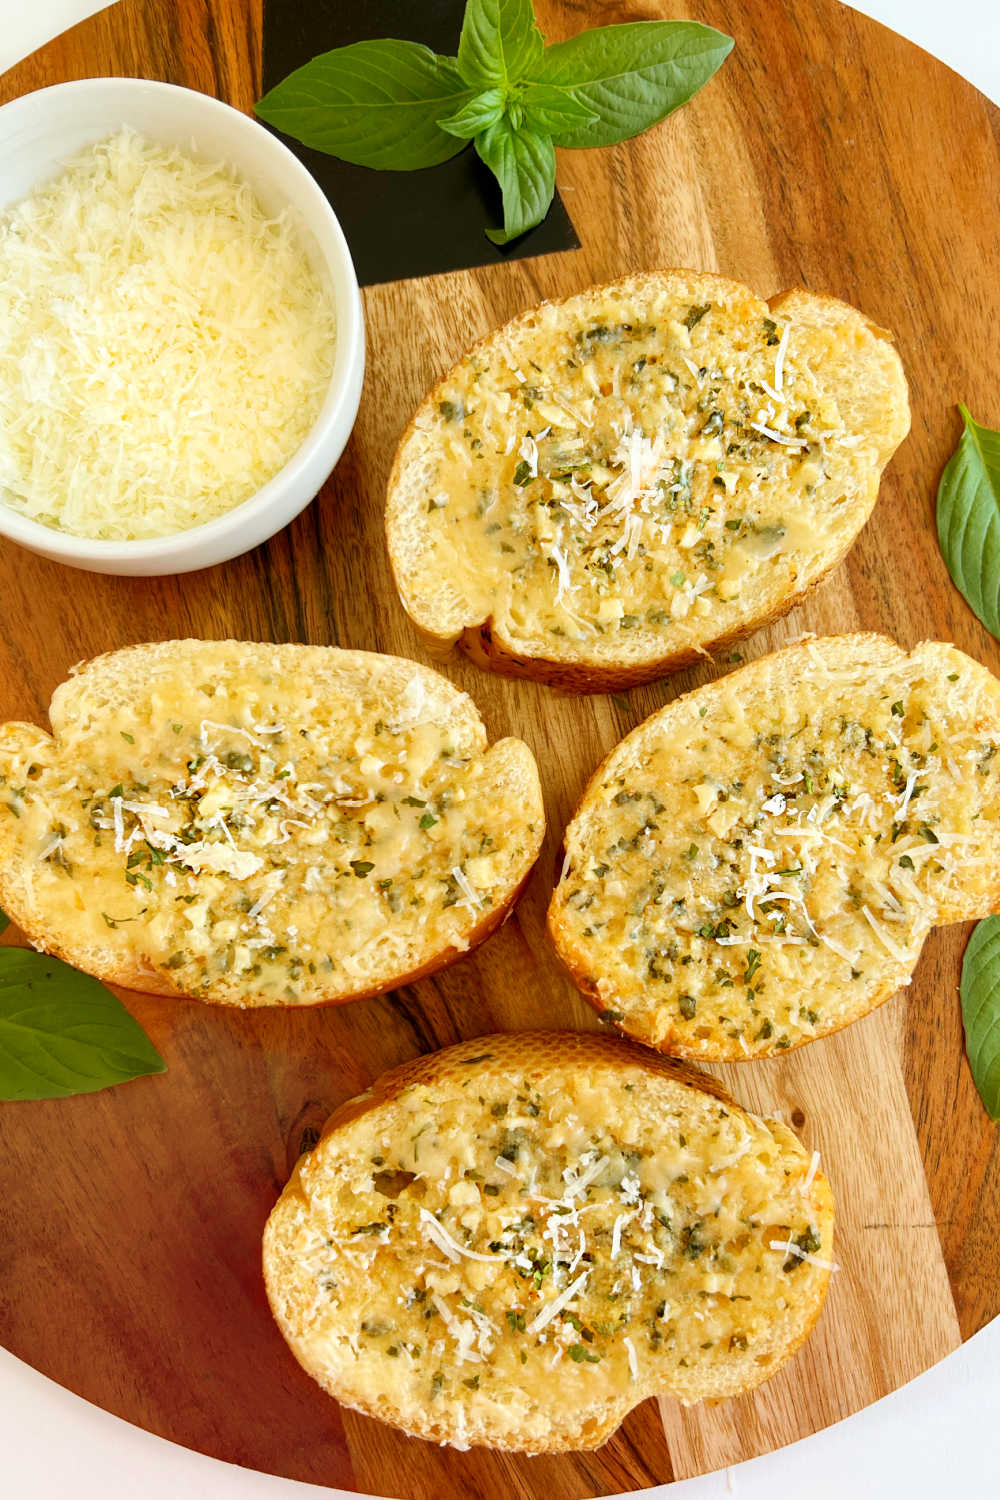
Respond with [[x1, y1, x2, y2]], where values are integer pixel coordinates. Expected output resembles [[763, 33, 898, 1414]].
[[386, 271, 909, 692], [551, 927, 913, 1062], [0, 858, 535, 1009], [456, 551, 845, 692]]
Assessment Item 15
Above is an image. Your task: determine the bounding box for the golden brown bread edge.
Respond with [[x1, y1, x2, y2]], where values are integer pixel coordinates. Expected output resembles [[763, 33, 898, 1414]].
[[263, 1030, 835, 1453], [553, 933, 914, 1063], [0, 859, 538, 1008], [385, 274, 909, 692]]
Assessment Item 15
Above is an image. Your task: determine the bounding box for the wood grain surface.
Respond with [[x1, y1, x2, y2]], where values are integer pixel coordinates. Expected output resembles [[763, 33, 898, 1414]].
[[0, 1, 998, 1495]]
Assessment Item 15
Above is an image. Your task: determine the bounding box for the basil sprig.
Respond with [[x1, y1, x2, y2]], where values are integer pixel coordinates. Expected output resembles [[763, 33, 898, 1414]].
[[0, 943, 165, 1101], [960, 917, 1000, 1120], [256, 0, 733, 244], [937, 405, 1000, 637]]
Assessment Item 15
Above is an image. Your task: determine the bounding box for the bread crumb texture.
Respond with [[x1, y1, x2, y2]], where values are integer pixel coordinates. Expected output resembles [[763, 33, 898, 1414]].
[[550, 635, 1000, 1059], [0, 642, 543, 1006], [386, 271, 908, 681], [263, 1033, 834, 1452]]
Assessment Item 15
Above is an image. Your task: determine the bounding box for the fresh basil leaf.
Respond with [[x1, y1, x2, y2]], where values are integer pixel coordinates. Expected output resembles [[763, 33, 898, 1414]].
[[960, 916, 1000, 1120], [937, 406, 1000, 638], [475, 117, 555, 245], [519, 82, 599, 137], [0, 908, 8, 935], [255, 40, 474, 170], [439, 87, 506, 141], [458, 0, 544, 90], [531, 21, 733, 148], [0, 949, 165, 1101]]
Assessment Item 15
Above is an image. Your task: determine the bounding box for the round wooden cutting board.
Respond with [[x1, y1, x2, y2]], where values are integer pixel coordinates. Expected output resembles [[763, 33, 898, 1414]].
[[1, 1, 998, 1496]]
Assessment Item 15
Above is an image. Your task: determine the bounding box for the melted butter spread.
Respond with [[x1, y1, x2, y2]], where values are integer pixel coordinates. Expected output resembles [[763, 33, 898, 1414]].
[[0, 649, 540, 1003], [553, 645, 1000, 1057], [273, 1048, 829, 1438], [412, 282, 892, 659]]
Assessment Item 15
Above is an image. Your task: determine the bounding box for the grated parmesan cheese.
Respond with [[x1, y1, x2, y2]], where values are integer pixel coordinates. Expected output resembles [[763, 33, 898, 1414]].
[[0, 129, 336, 540]]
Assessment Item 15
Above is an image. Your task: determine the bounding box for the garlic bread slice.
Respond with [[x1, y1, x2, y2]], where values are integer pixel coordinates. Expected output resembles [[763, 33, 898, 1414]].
[[386, 271, 909, 691], [549, 635, 1000, 1058], [0, 641, 543, 1006], [263, 1031, 834, 1452]]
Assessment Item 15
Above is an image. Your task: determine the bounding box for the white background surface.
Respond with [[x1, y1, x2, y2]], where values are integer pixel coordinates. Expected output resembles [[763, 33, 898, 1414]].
[[0, 1, 998, 1496]]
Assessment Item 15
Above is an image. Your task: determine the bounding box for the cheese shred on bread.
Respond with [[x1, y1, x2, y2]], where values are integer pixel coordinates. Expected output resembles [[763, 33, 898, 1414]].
[[386, 271, 909, 691], [549, 634, 1000, 1060], [263, 1031, 834, 1453], [0, 642, 543, 1006]]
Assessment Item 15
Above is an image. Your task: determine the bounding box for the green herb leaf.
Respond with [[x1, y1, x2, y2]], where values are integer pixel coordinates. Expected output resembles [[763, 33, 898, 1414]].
[[476, 116, 555, 243], [0, 949, 165, 1101], [439, 87, 506, 140], [530, 21, 733, 149], [518, 83, 599, 137], [0, 909, 8, 935], [937, 406, 1000, 638], [960, 916, 1000, 1120], [458, 0, 544, 89], [255, 41, 474, 170], [567, 1342, 601, 1363]]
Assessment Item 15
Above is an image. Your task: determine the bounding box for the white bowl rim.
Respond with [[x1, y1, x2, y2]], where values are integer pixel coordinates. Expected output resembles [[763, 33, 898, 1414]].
[[0, 76, 364, 564]]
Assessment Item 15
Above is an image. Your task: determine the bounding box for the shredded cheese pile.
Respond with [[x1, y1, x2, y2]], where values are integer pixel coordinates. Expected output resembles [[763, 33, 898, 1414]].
[[0, 129, 336, 540]]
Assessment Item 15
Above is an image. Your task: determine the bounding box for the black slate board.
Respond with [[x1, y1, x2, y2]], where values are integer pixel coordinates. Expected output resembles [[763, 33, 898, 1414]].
[[261, 0, 580, 285]]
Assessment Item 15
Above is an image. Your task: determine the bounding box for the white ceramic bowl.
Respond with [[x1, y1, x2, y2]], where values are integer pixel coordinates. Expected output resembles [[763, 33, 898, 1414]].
[[0, 78, 365, 575]]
